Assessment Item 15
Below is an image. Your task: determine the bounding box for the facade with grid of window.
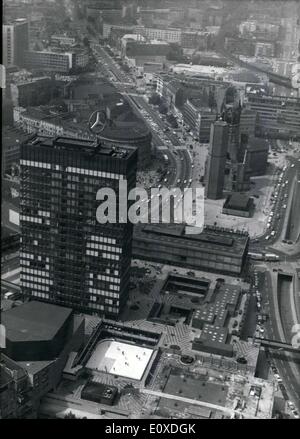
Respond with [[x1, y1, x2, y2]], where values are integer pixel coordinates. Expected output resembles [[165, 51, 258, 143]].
[[20, 135, 137, 318], [3, 19, 29, 67], [244, 94, 300, 139]]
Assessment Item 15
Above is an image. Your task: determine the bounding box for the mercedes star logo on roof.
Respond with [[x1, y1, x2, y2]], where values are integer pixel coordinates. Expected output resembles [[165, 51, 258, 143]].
[[88, 110, 107, 135]]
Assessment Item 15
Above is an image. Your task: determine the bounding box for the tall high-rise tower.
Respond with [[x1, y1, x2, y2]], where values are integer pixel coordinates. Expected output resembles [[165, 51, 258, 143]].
[[222, 104, 242, 162], [20, 135, 138, 318], [3, 18, 29, 67], [205, 120, 229, 200]]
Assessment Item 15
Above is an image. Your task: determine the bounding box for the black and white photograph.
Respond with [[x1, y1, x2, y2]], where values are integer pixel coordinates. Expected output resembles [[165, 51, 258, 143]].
[[1, 0, 300, 424]]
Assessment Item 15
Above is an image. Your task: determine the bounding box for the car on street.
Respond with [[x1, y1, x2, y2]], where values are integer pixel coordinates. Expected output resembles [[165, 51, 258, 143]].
[[287, 401, 295, 410], [237, 357, 247, 364]]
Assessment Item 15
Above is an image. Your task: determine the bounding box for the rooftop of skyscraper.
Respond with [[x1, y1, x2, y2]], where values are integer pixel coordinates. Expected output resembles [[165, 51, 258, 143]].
[[22, 134, 137, 159]]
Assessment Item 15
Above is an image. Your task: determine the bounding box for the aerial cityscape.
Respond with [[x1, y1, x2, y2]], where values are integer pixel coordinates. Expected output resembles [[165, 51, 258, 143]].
[[1, 0, 300, 423]]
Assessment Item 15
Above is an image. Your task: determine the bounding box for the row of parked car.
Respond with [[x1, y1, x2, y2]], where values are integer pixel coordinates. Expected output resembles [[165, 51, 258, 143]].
[[270, 365, 299, 419]]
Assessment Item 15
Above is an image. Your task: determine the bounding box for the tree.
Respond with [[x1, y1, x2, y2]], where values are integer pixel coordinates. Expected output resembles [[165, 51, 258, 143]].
[[64, 411, 76, 419]]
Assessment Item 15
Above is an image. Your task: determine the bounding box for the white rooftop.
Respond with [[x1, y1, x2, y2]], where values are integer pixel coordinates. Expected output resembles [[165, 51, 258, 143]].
[[86, 340, 154, 380]]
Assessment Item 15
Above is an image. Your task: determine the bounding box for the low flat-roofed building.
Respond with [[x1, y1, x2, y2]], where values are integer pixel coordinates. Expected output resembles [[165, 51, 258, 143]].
[[200, 324, 228, 344], [50, 34, 77, 46], [191, 281, 241, 357], [223, 193, 254, 218], [3, 301, 74, 361], [192, 308, 215, 328], [140, 26, 182, 44], [192, 337, 234, 357], [13, 106, 91, 140], [123, 39, 169, 58], [133, 224, 249, 275], [81, 381, 118, 406], [1, 302, 85, 412]]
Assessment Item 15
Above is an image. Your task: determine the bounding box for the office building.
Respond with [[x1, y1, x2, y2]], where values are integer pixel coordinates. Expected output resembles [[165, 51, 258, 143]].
[[183, 98, 217, 142], [239, 107, 257, 139], [224, 37, 255, 56], [244, 94, 300, 139], [24, 50, 89, 73], [10, 77, 60, 107], [246, 137, 269, 176], [24, 50, 73, 73], [239, 20, 280, 40], [121, 34, 146, 55], [163, 80, 185, 111], [181, 31, 209, 50], [13, 106, 90, 140], [133, 224, 249, 276], [140, 27, 182, 44], [156, 73, 229, 123], [102, 23, 136, 40], [3, 18, 29, 67], [197, 109, 218, 143], [50, 34, 77, 46], [205, 121, 229, 200], [20, 135, 138, 317], [121, 38, 169, 69], [255, 42, 275, 58]]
